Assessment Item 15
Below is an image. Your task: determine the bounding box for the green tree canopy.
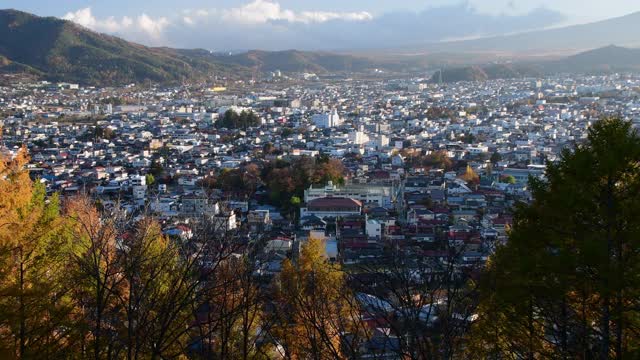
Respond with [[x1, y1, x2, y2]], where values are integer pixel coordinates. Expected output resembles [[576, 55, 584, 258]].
[[469, 118, 640, 359], [216, 109, 260, 129], [490, 151, 502, 164]]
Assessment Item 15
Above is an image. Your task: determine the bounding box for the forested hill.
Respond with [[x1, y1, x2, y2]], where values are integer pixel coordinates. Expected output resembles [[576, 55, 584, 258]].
[[0, 9, 256, 85], [0, 9, 390, 85]]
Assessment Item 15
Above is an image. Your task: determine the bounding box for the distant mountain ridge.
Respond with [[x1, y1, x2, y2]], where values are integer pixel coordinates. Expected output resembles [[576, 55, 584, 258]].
[[0, 9, 386, 85], [0, 9, 248, 84], [417, 11, 640, 53], [431, 45, 640, 83], [557, 45, 640, 72], [431, 63, 544, 83], [211, 50, 385, 73], [2, 9, 640, 85]]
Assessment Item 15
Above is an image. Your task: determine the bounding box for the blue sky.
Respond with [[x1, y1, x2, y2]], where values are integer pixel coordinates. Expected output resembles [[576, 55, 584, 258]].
[[8, 0, 639, 21], [4, 0, 640, 50]]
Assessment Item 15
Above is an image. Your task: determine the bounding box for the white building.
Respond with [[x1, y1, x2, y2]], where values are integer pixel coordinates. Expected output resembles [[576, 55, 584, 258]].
[[369, 134, 389, 149], [130, 175, 146, 187], [213, 212, 237, 232], [366, 219, 382, 239], [304, 181, 396, 207], [312, 109, 342, 128], [349, 129, 370, 145]]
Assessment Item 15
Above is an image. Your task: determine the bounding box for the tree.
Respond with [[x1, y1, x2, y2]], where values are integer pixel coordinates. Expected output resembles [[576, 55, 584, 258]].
[[316, 158, 346, 186], [423, 150, 453, 171], [490, 151, 502, 164], [352, 239, 482, 359], [469, 118, 640, 359], [66, 196, 126, 360], [242, 163, 262, 195], [217, 110, 260, 129], [150, 160, 164, 177], [218, 169, 244, 192], [499, 175, 516, 184], [265, 167, 296, 206], [461, 164, 480, 184], [0, 149, 74, 358], [271, 238, 364, 359], [114, 217, 190, 359], [461, 132, 475, 144], [196, 256, 269, 359], [262, 142, 276, 155], [145, 173, 155, 186], [94, 127, 116, 140]]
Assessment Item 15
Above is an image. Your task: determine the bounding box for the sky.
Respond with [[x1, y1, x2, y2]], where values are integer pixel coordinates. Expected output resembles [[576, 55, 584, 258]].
[[4, 0, 640, 50]]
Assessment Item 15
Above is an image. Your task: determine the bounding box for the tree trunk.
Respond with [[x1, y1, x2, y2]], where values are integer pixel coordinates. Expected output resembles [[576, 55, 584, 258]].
[[95, 270, 103, 360], [18, 248, 26, 359]]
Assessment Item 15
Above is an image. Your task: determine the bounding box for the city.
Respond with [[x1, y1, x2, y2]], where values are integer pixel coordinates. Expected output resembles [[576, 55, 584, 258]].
[[1, 2, 640, 359]]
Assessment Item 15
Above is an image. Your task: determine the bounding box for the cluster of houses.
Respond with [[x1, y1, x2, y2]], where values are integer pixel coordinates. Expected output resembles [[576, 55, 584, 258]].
[[3, 72, 640, 356]]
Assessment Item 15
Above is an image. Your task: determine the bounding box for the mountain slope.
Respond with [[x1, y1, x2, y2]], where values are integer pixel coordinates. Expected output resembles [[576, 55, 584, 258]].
[[418, 11, 640, 54], [3, 9, 640, 85], [431, 63, 543, 83], [0, 9, 398, 84], [0, 9, 249, 84], [206, 50, 387, 74], [431, 45, 640, 83], [555, 45, 640, 72]]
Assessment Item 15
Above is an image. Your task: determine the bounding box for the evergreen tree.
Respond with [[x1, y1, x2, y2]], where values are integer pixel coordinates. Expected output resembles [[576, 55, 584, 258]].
[[469, 118, 640, 359]]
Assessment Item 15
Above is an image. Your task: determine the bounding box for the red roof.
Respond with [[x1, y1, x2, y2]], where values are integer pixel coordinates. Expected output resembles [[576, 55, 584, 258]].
[[308, 197, 362, 209]]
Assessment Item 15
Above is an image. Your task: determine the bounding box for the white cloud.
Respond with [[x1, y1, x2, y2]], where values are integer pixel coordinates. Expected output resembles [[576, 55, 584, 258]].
[[182, 16, 194, 26], [217, 0, 373, 25], [63, 8, 169, 42], [62, 2, 371, 46], [62, 8, 98, 29], [137, 14, 170, 38], [59, 1, 562, 51]]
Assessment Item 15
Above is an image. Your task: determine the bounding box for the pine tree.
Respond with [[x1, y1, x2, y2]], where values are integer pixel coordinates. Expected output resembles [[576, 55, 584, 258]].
[[469, 118, 640, 358]]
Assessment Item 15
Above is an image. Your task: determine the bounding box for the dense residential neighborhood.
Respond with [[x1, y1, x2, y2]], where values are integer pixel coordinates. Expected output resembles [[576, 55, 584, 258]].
[[2, 71, 640, 357]]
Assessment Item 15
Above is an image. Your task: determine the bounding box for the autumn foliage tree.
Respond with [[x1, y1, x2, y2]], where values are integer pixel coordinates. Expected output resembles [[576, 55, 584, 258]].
[[262, 156, 346, 208], [195, 256, 269, 359], [66, 196, 126, 359], [0, 149, 262, 359], [0, 149, 74, 358], [460, 164, 480, 184], [271, 238, 366, 359]]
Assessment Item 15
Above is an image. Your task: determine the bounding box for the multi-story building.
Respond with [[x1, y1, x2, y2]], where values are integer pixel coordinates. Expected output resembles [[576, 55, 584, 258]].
[[312, 109, 342, 128], [304, 181, 396, 208]]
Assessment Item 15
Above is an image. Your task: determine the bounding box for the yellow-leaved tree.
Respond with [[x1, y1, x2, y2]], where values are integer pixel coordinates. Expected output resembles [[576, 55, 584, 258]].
[[0, 148, 73, 358], [272, 237, 367, 359], [460, 164, 480, 184]]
